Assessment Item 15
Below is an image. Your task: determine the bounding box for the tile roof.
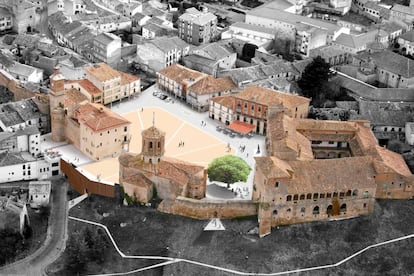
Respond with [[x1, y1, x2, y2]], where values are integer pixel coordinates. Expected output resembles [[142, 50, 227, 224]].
[[8, 63, 38, 78], [234, 85, 310, 110], [86, 63, 121, 82], [355, 50, 414, 78], [373, 146, 412, 177], [188, 76, 236, 95], [179, 8, 217, 26], [0, 151, 34, 166], [211, 95, 234, 109], [75, 102, 130, 132], [334, 30, 378, 50], [78, 79, 101, 95], [158, 64, 207, 85], [247, 2, 340, 34], [119, 71, 139, 85], [64, 88, 88, 107], [194, 42, 234, 61], [231, 22, 277, 36], [94, 32, 121, 45]]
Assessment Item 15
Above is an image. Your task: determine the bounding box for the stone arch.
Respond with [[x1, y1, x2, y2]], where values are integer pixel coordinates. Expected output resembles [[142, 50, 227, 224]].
[[346, 190, 352, 197], [352, 189, 358, 196], [300, 194, 305, 200], [313, 206, 320, 215]]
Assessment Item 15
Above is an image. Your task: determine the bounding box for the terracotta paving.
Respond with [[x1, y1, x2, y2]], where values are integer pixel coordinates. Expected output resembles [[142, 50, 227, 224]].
[[80, 107, 234, 183]]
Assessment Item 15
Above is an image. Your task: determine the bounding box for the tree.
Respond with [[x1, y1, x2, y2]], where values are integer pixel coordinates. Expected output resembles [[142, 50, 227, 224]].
[[298, 56, 331, 105], [65, 231, 88, 273], [207, 155, 251, 187], [0, 228, 25, 265]]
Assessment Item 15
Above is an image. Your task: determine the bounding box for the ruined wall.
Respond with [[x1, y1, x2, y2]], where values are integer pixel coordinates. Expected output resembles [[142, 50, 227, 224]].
[[0, 70, 35, 100], [158, 197, 257, 219], [375, 173, 414, 199]]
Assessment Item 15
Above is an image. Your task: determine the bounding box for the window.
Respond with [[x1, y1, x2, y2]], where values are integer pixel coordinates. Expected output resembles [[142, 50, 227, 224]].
[[363, 191, 369, 198], [333, 192, 338, 198], [327, 193, 332, 198], [52, 162, 59, 167], [306, 193, 312, 199], [293, 194, 298, 201], [274, 181, 280, 188], [124, 126, 127, 132], [313, 206, 320, 215], [287, 195, 292, 201], [149, 141, 153, 149], [313, 193, 318, 200], [300, 194, 305, 200], [300, 207, 305, 213]]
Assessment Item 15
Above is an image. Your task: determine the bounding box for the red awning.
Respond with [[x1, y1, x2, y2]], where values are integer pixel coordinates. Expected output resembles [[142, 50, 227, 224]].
[[227, 121, 255, 134]]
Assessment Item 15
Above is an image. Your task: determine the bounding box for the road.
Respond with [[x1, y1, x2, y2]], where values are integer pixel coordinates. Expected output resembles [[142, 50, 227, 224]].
[[0, 177, 68, 276]]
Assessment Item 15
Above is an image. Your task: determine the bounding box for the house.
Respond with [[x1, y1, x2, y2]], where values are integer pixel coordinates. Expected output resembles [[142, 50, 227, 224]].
[[295, 23, 329, 57], [255, 111, 414, 237], [29, 180, 51, 208], [389, 3, 414, 24], [8, 63, 43, 84], [209, 95, 235, 125], [332, 29, 388, 54], [245, 1, 349, 44], [178, 8, 218, 46], [85, 63, 140, 105], [186, 76, 237, 112], [131, 12, 151, 28], [91, 32, 122, 68], [0, 98, 49, 134], [119, 124, 206, 203], [309, 45, 352, 66], [217, 61, 299, 88], [183, 42, 236, 76], [0, 150, 61, 183], [397, 30, 414, 55], [135, 37, 190, 74], [0, 7, 13, 32], [209, 85, 310, 135], [353, 50, 414, 88], [116, 1, 142, 17], [142, 23, 167, 39], [157, 64, 208, 100], [221, 22, 277, 48]]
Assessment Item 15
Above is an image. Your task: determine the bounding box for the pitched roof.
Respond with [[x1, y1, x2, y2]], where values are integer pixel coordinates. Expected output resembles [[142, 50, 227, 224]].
[[94, 32, 121, 45], [255, 156, 293, 179], [211, 95, 234, 109], [78, 79, 101, 95], [234, 85, 310, 110], [75, 102, 130, 132], [188, 76, 237, 95], [373, 145, 412, 177], [179, 8, 217, 25], [86, 63, 121, 82], [65, 88, 88, 107], [119, 71, 139, 85], [158, 64, 207, 85], [355, 50, 414, 78], [334, 30, 378, 50], [194, 42, 234, 60]]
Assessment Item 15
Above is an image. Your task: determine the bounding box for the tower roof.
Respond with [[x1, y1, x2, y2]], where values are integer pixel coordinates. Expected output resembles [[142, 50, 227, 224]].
[[142, 126, 165, 139]]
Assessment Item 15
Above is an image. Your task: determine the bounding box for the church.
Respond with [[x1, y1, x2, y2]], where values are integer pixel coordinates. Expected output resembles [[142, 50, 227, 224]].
[[119, 116, 206, 203]]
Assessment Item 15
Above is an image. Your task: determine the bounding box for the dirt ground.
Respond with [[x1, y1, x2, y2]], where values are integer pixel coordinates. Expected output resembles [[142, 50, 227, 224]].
[[51, 195, 414, 275], [80, 107, 234, 183]]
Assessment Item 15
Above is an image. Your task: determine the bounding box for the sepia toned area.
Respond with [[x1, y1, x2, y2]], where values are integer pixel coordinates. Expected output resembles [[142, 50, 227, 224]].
[[80, 107, 234, 183]]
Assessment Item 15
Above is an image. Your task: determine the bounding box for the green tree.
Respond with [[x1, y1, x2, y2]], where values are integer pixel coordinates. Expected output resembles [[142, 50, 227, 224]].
[[298, 56, 331, 104], [207, 155, 251, 187]]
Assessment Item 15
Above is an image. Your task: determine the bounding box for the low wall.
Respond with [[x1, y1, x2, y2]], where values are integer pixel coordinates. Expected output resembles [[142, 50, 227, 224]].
[[60, 159, 115, 198], [158, 196, 258, 219]]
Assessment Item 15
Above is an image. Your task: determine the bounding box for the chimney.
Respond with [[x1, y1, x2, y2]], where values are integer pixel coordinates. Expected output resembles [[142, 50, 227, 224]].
[[99, 107, 104, 113]]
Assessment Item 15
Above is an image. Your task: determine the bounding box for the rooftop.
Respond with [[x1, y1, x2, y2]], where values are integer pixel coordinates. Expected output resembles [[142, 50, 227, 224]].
[[189, 76, 237, 95], [75, 102, 130, 132], [158, 64, 207, 85], [86, 63, 121, 82], [179, 8, 217, 26]]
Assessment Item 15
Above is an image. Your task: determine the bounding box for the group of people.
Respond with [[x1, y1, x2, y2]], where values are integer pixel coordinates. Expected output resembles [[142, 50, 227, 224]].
[[178, 140, 185, 147], [200, 120, 207, 127]]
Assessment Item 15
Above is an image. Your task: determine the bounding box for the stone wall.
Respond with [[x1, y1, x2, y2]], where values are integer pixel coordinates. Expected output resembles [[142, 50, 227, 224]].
[[158, 196, 257, 219], [0, 69, 35, 100]]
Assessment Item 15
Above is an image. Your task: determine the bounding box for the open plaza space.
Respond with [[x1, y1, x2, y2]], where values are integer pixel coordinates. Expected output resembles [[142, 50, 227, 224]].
[[41, 84, 266, 199]]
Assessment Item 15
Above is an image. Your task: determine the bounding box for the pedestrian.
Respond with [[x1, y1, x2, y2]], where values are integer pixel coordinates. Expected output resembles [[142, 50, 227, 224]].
[[182, 141, 185, 147], [141, 107, 144, 112], [246, 153, 249, 158], [201, 120, 204, 126]]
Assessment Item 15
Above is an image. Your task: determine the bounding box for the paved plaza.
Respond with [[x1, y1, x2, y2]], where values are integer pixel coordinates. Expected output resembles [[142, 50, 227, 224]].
[[42, 85, 266, 200]]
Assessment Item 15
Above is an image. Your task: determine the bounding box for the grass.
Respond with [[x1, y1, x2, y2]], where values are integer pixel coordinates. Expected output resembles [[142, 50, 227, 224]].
[[50, 196, 414, 275]]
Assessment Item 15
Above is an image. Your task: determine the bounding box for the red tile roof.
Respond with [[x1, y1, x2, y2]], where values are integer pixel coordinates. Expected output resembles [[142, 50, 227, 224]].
[[75, 102, 130, 132]]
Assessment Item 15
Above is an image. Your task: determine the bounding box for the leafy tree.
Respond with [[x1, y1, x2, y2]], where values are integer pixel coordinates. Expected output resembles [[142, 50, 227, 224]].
[[298, 56, 331, 104], [38, 205, 50, 221], [207, 155, 251, 187], [0, 228, 25, 265], [65, 231, 88, 273], [84, 227, 108, 264]]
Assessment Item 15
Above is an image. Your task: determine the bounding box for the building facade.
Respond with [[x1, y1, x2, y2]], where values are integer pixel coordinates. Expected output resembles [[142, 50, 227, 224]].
[[178, 8, 217, 46]]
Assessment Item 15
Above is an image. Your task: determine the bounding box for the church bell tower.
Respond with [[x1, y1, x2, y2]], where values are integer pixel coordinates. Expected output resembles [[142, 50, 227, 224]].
[[141, 113, 165, 164]]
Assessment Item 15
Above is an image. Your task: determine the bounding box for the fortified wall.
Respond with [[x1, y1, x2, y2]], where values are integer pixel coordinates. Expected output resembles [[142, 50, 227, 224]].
[[0, 69, 36, 100]]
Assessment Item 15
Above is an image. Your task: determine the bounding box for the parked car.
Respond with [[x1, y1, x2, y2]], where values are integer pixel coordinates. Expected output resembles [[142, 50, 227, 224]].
[[159, 94, 168, 100]]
